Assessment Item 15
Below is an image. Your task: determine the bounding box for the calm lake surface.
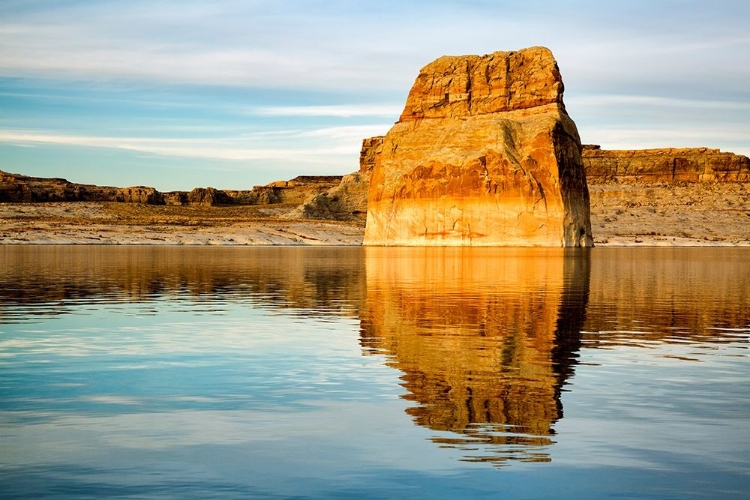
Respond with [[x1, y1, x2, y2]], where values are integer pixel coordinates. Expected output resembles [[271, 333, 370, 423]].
[[1, 246, 748, 499]]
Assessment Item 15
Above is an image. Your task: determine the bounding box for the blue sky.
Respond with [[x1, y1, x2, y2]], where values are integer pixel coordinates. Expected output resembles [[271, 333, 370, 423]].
[[1, 0, 748, 191]]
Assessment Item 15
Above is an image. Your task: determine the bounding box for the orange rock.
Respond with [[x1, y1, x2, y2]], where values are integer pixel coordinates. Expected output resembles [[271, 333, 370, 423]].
[[364, 46, 593, 247], [359, 136, 384, 174]]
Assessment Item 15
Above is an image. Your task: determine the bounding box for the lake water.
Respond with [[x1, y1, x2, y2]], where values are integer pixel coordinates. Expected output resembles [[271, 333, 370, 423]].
[[1, 246, 748, 499]]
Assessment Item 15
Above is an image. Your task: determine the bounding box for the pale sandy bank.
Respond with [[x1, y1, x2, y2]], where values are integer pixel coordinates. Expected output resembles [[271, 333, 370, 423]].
[[0, 203, 363, 246]]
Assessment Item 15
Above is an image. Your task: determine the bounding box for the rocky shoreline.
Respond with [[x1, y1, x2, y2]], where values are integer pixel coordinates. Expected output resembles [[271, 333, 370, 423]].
[[3, 141, 748, 246], [0, 202, 364, 246], [2, 179, 748, 246]]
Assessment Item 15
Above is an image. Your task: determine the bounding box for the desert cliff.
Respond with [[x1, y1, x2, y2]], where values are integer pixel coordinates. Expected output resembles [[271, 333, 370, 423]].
[[580, 146, 750, 245]]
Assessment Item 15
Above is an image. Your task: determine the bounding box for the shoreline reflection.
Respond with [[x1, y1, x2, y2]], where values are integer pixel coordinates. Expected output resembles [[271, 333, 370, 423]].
[[0, 246, 365, 323]]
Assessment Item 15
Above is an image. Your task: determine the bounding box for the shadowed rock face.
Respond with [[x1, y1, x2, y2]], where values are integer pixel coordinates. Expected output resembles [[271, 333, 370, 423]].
[[364, 47, 593, 247], [583, 145, 750, 183]]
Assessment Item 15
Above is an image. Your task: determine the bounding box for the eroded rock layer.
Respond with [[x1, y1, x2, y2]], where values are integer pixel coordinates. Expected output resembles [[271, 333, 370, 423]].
[[0, 170, 164, 204], [583, 145, 750, 183], [364, 47, 593, 247]]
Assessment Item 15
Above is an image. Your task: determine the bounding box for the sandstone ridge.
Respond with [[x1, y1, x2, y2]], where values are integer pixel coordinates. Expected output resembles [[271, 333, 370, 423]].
[[364, 46, 593, 247], [582, 145, 750, 183], [398, 47, 564, 121], [0, 170, 341, 206]]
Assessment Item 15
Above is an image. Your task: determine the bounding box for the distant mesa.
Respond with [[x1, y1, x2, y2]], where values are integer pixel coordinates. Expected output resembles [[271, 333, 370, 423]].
[[363, 46, 594, 247], [0, 169, 342, 206], [582, 145, 750, 183], [0, 170, 165, 204]]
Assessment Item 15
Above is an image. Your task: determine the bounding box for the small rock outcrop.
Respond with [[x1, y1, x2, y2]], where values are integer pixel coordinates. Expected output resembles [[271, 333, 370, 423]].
[[582, 145, 750, 183], [260, 176, 342, 205], [114, 186, 163, 204], [296, 137, 384, 220], [364, 47, 593, 246]]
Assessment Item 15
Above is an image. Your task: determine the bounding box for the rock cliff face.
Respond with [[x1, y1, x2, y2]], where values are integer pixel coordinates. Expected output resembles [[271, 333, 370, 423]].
[[583, 145, 750, 183], [359, 136, 384, 174], [261, 176, 342, 205], [364, 46, 593, 247], [582, 146, 750, 245]]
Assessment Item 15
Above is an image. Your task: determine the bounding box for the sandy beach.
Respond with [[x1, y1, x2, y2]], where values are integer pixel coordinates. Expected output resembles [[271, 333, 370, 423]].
[[0, 202, 364, 246]]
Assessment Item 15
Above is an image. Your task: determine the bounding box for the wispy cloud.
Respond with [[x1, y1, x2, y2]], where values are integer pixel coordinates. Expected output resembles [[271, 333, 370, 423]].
[[298, 125, 391, 140], [568, 94, 750, 111], [0, 126, 390, 163], [252, 105, 401, 118]]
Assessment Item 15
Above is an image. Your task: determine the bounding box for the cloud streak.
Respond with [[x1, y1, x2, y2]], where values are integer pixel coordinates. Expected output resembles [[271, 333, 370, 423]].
[[252, 105, 402, 118], [0, 125, 391, 163], [568, 94, 750, 111]]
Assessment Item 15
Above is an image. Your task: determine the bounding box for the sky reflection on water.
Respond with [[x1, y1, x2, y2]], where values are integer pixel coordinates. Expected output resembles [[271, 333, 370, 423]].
[[0, 246, 748, 499]]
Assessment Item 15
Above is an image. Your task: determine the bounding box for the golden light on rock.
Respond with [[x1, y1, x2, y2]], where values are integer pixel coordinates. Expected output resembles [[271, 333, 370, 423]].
[[364, 47, 593, 247], [360, 247, 591, 464]]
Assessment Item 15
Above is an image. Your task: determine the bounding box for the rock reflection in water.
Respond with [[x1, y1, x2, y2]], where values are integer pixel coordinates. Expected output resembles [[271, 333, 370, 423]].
[[583, 248, 750, 348], [360, 247, 590, 466], [0, 246, 365, 323]]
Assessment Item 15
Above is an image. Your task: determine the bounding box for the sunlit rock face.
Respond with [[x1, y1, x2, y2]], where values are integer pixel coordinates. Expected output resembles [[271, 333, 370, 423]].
[[359, 247, 590, 465], [364, 46, 593, 247]]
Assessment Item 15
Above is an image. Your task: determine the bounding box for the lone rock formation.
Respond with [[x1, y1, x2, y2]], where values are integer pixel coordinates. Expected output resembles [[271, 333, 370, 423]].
[[364, 46, 593, 246]]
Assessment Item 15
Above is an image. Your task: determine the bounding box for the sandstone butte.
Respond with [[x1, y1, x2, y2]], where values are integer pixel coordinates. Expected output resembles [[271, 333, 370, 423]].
[[363, 46, 593, 247]]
